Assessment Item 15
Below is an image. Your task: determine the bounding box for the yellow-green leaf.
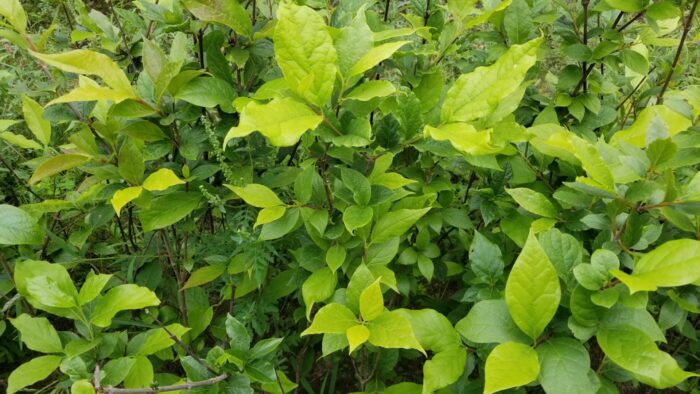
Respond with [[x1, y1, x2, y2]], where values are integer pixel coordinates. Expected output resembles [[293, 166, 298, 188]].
[[345, 80, 396, 101], [224, 98, 322, 147], [21, 96, 50, 146], [611, 105, 692, 147], [348, 41, 410, 77], [346, 324, 370, 353], [0, 131, 42, 149], [274, 2, 337, 107], [225, 183, 284, 208], [484, 342, 540, 394], [610, 239, 700, 294], [301, 303, 358, 335], [48, 76, 136, 105], [183, 0, 252, 37], [441, 37, 541, 124], [255, 206, 286, 227], [183, 265, 226, 289], [111, 186, 143, 216], [359, 279, 384, 321], [506, 188, 558, 218], [90, 284, 160, 327], [7, 355, 62, 394], [505, 230, 561, 340], [29, 154, 89, 184], [0, 0, 27, 33], [424, 123, 505, 156], [142, 168, 185, 191]]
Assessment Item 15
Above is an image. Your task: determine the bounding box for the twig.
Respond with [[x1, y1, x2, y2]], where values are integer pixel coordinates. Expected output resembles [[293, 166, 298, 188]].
[[159, 231, 188, 325], [582, 0, 590, 92], [657, 0, 699, 104], [383, 0, 390, 22], [99, 373, 228, 393], [1, 293, 20, 314]]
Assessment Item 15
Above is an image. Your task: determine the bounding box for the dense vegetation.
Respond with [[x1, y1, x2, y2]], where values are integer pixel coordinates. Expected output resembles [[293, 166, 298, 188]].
[[1, 0, 700, 392]]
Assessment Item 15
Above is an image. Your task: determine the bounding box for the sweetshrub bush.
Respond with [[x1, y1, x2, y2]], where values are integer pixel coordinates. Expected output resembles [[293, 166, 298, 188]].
[[1, 0, 700, 393]]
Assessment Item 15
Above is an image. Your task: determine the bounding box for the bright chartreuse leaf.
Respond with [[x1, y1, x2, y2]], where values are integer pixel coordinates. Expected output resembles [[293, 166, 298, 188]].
[[128, 324, 190, 356], [348, 41, 410, 77], [326, 244, 346, 272], [505, 230, 561, 340], [506, 188, 558, 218], [90, 284, 160, 327], [225, 183, 284, 208], [302, 267, 337, 319], [301, 303, 358, 335], [440, 37, 541, 124], [366, 311, 425, 354], [484, 342, 540, 394], [0, 130, 42, 149], [611, 105, 691, 148], [71, 381, 95, 394], [0, 0, 27, 33], [47, 75, 137, 104], [28, 154, 90, 184], [343, 205, 373, 234], [182, 0, 252, 37], [77, 271, 113, 305], [21, 95, 50, 146], [255, 206, 286, 227], [334, 7, 373, 77], [423, 123, 505, 155], [224, 98, 323, 147], [421, 347, 467, 394], [7, 355, 62, 394], [346, 324, 370, 353], [10, 314, 63, 353], [345, 80, 396, 101], [371, 208, 431, 243], [611, 239, 700, 293], [0, 204, 43, 245], [142, 168, 185, 191], [31, 49, 134, 95], [359, 279, 383, 321], [111, 186, 143, 216], [537, 338, 597, 394], [604, 0, 645, 12], [455, 299, 530, 344], [274, 1, 337, 107], [182, 265, 225, 289]]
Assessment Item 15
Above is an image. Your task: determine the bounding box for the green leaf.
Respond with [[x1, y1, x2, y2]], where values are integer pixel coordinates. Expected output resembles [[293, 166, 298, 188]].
[[0, 204, 43, 245], [0, 0, 27, 33], [225, 183, 284, 208], [7, 355, 62, 394], [31, 50, 133, 94], [597, 324, 697, 388], [505, 230, 561, 340], [537, 338, 596, 394], [14, 260, 79, 316], [128, 324, 190, 356], [367, 311, 425, 354], [142, 168, 185, 191], [90, 284, 160, 327], [325, 244, 346, 272], [343, 205, 373, 234], [139, 192, 201, 232], [506, 188, 558, 218], [348, 41, 409, 77], [340, 167, 371, 206], [621, 49, 649, 74], [610, 239, 700, 293], [29, 154, 90, 184], [10, 314, 63, 353], [47, 76, 136, 104], [224, 98, 323, 147], [21, 95, 50, 146], [274, 1, 337, 107], [469, 231, 505, 279], [175, 76, 236, 112], [183, 265, 226, 289], [345, 80, 396, 101], [77, 271, 113, 305], [302, 267, 337, 319], [422, 347, 467, 394], [346, 324, 370, 353], [111, 186, 143, 216], [359, 279, 384, 321], [455, 299, 530, 344], [484, 342, 540, 394], [183, 0, 252, 36], [441, 38, 541, 124], [371, 208, 431, 243], [538, 228, 583, 282], [118, 138, 144, 185], [123, 356, 153, 388], [301, 303, 357, 335]]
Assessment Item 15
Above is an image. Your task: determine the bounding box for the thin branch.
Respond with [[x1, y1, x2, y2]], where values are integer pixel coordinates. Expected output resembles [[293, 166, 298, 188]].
[[658, 0, 699, 103], [99, 373, 228, 394]]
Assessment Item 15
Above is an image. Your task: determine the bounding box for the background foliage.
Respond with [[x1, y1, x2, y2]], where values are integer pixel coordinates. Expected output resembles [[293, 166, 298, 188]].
[[1, 0, 700, 393]]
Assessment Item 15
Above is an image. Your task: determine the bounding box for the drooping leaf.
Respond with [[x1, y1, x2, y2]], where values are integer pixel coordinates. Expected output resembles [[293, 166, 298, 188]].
[[225, 183, 284, 208], [302, 267, 337, 319], [29, 154, 90, 184], [111, 186, 143, 216], [7, 355, 62, 394], [484, 342, 540, 394], [90, 284, 160, 327]]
